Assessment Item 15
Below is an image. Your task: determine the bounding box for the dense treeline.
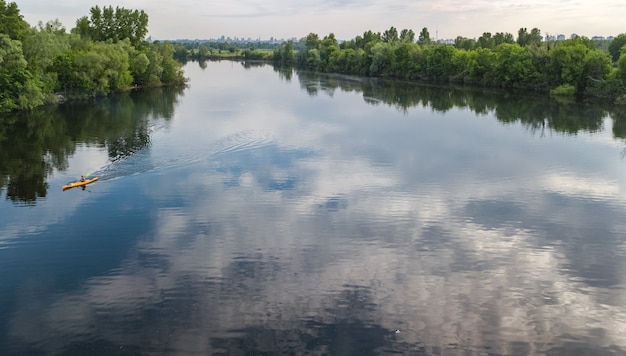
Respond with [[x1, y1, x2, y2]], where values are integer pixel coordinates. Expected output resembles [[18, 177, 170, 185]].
[[172, 41, 277, 62], [272, 27, 626, 103], [0, 1, 186, 113]]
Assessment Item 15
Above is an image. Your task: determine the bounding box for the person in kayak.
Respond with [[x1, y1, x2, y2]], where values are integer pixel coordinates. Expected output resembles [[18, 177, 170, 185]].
[[80, 175, 85, 182]]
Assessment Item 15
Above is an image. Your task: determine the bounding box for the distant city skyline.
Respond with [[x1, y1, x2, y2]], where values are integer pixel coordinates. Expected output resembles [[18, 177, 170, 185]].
[[17, 0, 626, 42]]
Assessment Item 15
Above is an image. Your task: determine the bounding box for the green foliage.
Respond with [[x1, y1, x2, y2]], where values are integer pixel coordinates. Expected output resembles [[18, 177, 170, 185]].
[[454, 36, 476, 50], [583, 50, 612, 82], [457, 47, 496, 84], [0, 0, 29, 41], [399, 29, 415, 44], [73, 5, 148, 47], [0, 34, 45, 112], [51, 40, 134, 97], [550, 84, 576, 96], [392, 43, 421, 79], [0, 2, 185, 112], [477, 32, 495, 50], [153, 41, 186, 86], [369, 42, 395, 76], [517, 28, 542, 47], [424, 45, 457, 79], [548, 39, 589, 91], [616, 47, 626, 83], [273, 41, 295, 66], [305, 48, 321, 70], [304, 33, 320, 50], [382, 27, 399, 43], [495, 43, 537, 87], [22, 20, 71, 93], [608, 34, 626, 63], [418, 27, 431, 46], [494, 32, 515, 46], [270, 27, 622, 101]]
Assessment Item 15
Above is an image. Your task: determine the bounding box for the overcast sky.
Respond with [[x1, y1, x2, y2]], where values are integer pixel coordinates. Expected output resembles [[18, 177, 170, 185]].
[[16, 0, 626, 41]]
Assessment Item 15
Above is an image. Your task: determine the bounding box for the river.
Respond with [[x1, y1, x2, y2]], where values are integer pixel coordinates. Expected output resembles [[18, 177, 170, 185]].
[[1, 60, 626, 355]]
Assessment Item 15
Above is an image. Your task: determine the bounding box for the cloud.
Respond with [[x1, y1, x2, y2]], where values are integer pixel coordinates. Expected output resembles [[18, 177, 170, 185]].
[[16, 0, 626, 40]]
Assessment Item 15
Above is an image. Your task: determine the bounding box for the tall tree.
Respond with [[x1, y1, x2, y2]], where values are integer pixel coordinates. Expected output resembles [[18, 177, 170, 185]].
[[382, 26, 399, 43], [0, 34, 45, 112], [477, 32, 495, 49], [304, 33, 320, 50], [73, 5, 148, 47], [22, 20, 70, 94], [494, 32, 515, 46], [399, 29, 415, 44], [418, 27, 431, 46], [0, 0, 29, 41], [614, 45, 626, 83], [608, 33, 626, 63], [518, 27, 542, 47], [454, 36, 476, 50]]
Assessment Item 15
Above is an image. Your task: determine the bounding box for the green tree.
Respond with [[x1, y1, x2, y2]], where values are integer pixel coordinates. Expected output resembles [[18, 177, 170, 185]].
[[581, 49, 613, 96], [461, 47, 496, 83], [548, 39, 589, 92], [0, 34, 45, 112], [52, 40, 134, 96], [608, 33, 626, 63], [424, 45, 457, 79], [154, 41, 185, 85], [305, 48, 321, 70], [22, 20, 71, 93], [382, 26, 399, 43], [319, 33, 339, 70], [197, 44, 209, 58], [369, 42, 395, 76], [0, 0, 29, 41], [494, 32, 515, 46], [273, 41, 295, 66], [477, 32, 495, 49], [615, 46, 626, 83], [73, 5, 148, 46], [304, 33, 320, 50], [136, 44, 163, 86], [495, 43, 536, 87], [418, 27, 431, 46], [392, 43, 421, 78], [517, 27, 542, 47], [454, 36, 476, 50], [356, 30, 381, 49], [399, 29, 415, 44]]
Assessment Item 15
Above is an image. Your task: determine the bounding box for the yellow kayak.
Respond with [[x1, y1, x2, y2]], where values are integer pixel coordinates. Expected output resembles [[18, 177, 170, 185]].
[[62, 177, 99, 191]]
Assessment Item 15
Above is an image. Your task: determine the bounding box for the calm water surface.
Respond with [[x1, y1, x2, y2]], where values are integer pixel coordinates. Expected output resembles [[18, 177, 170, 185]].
[[1, 61, 626, 355]]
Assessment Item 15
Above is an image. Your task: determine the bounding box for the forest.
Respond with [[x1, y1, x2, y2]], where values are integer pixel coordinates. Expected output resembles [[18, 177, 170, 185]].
[[0, 1, 186, 113], [3, 0, 626, 112], [270, 27, 626, 103]]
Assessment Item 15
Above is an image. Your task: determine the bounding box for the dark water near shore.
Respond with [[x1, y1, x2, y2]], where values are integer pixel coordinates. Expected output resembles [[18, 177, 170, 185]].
[[1, 61, 626, 355]]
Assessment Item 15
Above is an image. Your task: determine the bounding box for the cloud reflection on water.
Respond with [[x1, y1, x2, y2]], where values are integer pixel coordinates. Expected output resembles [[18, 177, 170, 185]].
[[4, 62, 626, 354]]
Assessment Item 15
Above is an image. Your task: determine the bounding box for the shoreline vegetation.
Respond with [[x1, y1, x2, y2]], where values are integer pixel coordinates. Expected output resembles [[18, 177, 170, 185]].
[[2, 0, 625, 113], [0, 2, 186, 113], [173, 28, 626, 105]]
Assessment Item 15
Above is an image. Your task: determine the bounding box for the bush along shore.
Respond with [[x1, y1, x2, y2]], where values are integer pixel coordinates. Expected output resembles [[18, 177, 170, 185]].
[[0, 2, 186, 113], [267, 28, 626, 104]]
